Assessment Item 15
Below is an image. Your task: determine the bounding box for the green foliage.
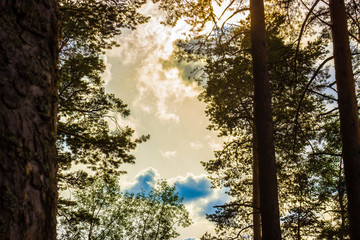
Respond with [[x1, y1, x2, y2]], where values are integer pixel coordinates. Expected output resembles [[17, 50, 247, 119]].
[[56, 4, 153, 239], [57, 0, 150, 185], [57, 177, 192, 240], [155, 0, 360, 238], [309, 118, 350, 239], [171, 3, 351, 238], [153, 0, 216, 30], [200, 232, 220, 240], [59, 0, 149, 52], [202, 16, 329, 239], [54, 0, 359, 238]]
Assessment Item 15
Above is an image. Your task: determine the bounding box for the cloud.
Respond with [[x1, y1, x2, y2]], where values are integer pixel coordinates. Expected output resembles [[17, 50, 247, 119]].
[[124, 169, 224, 208], [106, 2, 200, 123], [160, 52, 205, 84], [102, 55, 112, 85], [120, 168, 227, 239], [171, 174, 231, 216], [190, 141, 203, 150], [185, 187, 231, 217], [126, 168, 158, 194], [160, 150, 178, 159]]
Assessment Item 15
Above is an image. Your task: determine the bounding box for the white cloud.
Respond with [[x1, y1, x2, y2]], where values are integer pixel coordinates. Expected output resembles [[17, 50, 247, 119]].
[[101, 3, 226, 238], [156, 97, 181, 123], [168, 172, 208, 185], [106, 2, 199, 123], [120, 167, 160, 191], [102, 55, 112, 85], [178, 209, 215, 239], [190, 141, 203, 150], [178, 183, 230, 239], [160, 150, 178, 159]]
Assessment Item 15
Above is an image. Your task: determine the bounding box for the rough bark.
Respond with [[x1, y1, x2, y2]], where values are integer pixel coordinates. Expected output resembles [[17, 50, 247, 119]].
[[0, 1, 59, 239], [252, 131, 261, 240], [249, 0, 281, 238], [329, 0, 360, 238]]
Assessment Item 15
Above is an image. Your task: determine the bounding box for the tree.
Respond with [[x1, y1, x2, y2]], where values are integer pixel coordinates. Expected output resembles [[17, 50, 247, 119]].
[[0, 1, 58, 239], [157, 0, 283, 237], [157, 0, 360, 238], [200, 232, 219, 240], [130, 180, 192, 240], [55, 3, 154, 239], [329, 0, 360, 238], [174, 5, 331, 238], [249, 0, 281, 238], [55, 3, 152, 238], [58, 177, 192, 240], [275, 0, 360, 237], [310, 119, 350, 238], [57, 0, 150, 184]]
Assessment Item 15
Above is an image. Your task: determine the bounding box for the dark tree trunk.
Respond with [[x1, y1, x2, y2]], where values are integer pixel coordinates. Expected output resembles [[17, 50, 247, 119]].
[[249, 0, 281, 239], [337, 159, 346, 239], [252, 131, 261, 240], [329, 0, 360, 238], [0, 1, 59, 239]]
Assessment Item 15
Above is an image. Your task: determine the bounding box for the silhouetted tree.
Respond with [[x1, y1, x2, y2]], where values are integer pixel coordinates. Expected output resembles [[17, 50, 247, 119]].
[[329, 0, 360, 238], [250, 0, 281, 238]]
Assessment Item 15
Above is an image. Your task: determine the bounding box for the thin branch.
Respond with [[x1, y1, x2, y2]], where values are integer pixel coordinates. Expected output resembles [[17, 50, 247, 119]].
[[213, 202, 259, 210], [301, 0, 331, 27], [236, 225, 253, 238], [310, 152, 342, 157], [294, 0, 321, 83], [215, 139, 252, 161], [319, 107, 339, 116], [218, 0, 236, 20], [220, 8, 250, 33], [308, 89, 337, 101], [294, 55, 334, 128]]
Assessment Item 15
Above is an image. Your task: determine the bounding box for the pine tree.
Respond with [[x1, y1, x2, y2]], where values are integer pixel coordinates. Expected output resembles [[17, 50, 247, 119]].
[[0, 1, 59, 239]]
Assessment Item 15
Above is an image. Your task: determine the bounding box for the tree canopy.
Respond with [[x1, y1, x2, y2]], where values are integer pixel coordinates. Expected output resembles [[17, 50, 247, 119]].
[[163, 0, 360, 238], [57, 0, 150, 187], [58, 177, 192, 240]]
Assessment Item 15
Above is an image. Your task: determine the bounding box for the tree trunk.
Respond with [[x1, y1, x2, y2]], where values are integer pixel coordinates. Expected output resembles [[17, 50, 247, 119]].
[[0, 1, 59, 239], [249, 0, 281, 239], [329, 0, 360, 238], [252, 131, 261, 240], [337, 159, 346, 239]]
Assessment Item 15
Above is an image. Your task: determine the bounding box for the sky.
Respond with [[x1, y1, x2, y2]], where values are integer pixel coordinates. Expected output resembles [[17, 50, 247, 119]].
[[103, 2, 229, 239]]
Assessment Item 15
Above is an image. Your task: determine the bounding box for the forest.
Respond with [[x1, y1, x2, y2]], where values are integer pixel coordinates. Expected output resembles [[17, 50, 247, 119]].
[[0, 0, 360, 239]]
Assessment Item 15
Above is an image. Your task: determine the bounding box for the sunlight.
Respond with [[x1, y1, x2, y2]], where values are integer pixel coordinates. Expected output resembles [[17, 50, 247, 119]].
[[5, 0, 354, 239], [213, 0, 249, 24]]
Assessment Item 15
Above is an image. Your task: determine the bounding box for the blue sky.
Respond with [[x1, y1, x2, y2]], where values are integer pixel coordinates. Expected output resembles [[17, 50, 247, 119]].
[[175, 176, 213, 203], [125, 168, 229, 216], [121, 168, 229, 239]]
